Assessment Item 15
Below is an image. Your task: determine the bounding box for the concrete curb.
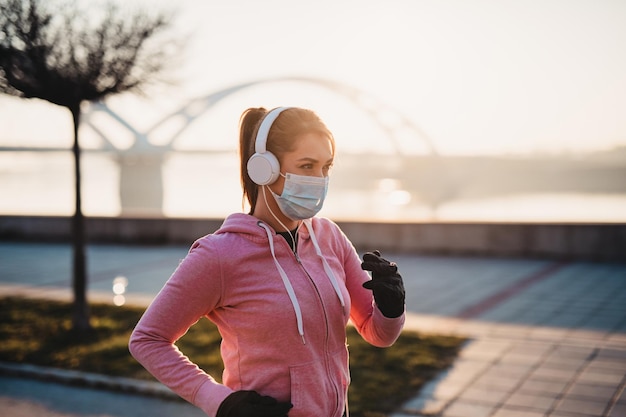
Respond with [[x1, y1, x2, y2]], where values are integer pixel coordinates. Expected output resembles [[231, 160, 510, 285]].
[[0, 361, 181, 402], [3, 215, 625, 261]]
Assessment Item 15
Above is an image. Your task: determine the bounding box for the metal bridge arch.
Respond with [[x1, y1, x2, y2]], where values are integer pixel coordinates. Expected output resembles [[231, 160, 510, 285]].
[[85, 76, 437, 156]]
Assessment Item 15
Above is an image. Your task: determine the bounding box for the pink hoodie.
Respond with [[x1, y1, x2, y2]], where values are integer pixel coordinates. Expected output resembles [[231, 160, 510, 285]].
[[129, 213, 405, 417]]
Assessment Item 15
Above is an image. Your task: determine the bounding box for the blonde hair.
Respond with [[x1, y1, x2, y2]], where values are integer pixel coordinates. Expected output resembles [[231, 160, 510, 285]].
[[239, 107, 335, 213]]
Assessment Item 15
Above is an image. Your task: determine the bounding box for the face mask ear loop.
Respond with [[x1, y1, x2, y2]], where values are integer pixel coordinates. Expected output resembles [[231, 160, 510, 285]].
[[262, 185, 300, 253], [258, 221, 306, 345], [304, 219, 346, 313]]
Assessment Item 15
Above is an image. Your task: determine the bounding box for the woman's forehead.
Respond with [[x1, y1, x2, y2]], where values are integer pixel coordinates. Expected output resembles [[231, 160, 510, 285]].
[[289, 132, 334, 157]]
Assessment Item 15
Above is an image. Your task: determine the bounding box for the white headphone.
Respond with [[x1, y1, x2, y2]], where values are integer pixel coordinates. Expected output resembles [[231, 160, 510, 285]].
[[246, 107, 291, 185]]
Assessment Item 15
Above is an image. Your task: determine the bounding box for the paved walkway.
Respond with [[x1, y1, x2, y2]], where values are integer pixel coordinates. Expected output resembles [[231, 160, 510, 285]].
[[1, 242, 625, 417]]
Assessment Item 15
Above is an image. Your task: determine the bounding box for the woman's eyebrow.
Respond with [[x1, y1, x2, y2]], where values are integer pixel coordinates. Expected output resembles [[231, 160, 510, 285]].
[[296, 157, 334, 163]]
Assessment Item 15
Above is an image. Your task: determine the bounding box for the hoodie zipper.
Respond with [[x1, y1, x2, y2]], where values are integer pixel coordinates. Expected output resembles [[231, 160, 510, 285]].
[[291, 243, 342, 415]]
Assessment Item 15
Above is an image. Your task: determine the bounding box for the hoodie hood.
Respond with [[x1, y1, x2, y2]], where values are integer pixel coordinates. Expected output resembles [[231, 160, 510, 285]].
[[215, 212, 315, 244], [215, 213, 270, 239]]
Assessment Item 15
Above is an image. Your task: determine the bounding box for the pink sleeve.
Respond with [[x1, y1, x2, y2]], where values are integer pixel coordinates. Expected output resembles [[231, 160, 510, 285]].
[[333, 223, 405, 347], [128, 238, 233, 417]]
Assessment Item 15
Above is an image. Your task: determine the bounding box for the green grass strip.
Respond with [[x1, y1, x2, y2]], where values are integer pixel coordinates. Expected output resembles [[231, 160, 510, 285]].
[[0, 296, 464, 416]]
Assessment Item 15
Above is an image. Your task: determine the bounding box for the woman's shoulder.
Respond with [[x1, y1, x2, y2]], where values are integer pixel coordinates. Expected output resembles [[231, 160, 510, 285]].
[[193, 213, 263, 241], [190, 213, 268, 256], [307, 217, 351, 247], [314, 216, 351, 236], [310, 215, 339, 229]]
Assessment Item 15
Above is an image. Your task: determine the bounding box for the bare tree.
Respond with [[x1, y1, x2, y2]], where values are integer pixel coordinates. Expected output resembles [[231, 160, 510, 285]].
[[0, 0, 180, 331]]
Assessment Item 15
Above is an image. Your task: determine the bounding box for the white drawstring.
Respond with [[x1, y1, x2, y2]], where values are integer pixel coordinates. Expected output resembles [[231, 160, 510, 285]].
[[258, 221, 306, 345], [261, 186, 300, 253], [257, 218, 347, 344], [303, 219, 346, 312]]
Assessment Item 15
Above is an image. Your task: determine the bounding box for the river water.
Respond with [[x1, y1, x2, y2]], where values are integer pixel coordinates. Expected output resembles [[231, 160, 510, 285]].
[[1, 151, 625, 223]]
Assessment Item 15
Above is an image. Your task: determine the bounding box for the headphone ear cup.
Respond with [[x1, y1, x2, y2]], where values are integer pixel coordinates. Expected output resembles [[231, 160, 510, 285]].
[[247, 151, 280, 185]]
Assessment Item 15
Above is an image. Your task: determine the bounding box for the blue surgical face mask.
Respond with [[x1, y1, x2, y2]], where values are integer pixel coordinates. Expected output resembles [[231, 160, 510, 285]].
[[270, 173, 329, 220]]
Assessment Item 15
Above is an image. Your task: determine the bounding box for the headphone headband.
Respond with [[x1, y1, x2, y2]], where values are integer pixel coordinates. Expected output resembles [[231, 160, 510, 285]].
[[247, 106, 291, 186], [255, 107, 291, 154]]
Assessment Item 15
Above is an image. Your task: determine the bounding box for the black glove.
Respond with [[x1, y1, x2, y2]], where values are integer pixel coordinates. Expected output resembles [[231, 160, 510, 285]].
[[216, 390, 293, 417], [361, 250, 405, 318]]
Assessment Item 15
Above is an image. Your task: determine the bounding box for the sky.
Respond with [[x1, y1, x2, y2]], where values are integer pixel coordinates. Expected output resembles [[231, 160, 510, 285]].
[[2, 0, 626, 156]]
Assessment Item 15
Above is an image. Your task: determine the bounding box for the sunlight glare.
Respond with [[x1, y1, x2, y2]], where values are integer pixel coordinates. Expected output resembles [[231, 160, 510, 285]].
[[112, 276, 128, 295]]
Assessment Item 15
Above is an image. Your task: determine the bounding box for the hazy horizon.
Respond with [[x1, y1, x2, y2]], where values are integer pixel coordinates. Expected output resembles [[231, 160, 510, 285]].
[[2, 0, 626, 157]]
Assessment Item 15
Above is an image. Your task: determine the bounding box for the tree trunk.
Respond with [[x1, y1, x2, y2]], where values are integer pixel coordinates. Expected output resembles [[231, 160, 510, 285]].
[[70, 104, 91, 332]]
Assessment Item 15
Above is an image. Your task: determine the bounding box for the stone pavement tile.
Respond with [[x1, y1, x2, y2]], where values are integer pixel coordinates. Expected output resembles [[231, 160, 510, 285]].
[[597, 346, 626, 360], [441, 400, 495, 417], [527, 327, 571, 342], [613, 322, 626, 333], [554, 396, 611, 417], [472, 373, 521, 392], [586, 359, 626, 373], [576, 370, 625, 386], [542, 314, 587, 328], [396, 255, 537, 318], [565, 382, 619, 403], [549, 344, 597, 359], [608, 403, 626, 417], [565, 329, 613, 342], [504, 391, 558, 412], [517, 377, 570, 396], [606, 333, 626, 345], [539, 355, 588, 370], [528, 367, 579, 382], [457, 385, 510, 405], [564, 338, 608, 350], [473, 305, 521, 323], [458, 339, 512, 361], [497, 352, 546, 367], [608, 318, 626, 331], [487, 325, 535, 340], [491, 408, 545, 417], [504, 341, 554, 358], [488, 363, 535, 378], [514, 311, 559, 326], [400, 356, 494, 415], [403, 313, 461, 335], [455, 321, 501, 338], [439, 360, 490, 387]]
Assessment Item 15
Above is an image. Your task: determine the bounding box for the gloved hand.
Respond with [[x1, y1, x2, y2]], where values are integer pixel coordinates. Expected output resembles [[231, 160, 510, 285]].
[[216, 390, 293, 417], [361, 250, 405, 318]]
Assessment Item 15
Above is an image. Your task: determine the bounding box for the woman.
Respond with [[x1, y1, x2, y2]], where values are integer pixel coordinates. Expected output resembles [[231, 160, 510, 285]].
[[129, 107, 406, 417]]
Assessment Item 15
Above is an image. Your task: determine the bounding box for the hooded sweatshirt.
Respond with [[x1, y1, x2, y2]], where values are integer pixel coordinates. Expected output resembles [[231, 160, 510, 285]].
[[129, 213, 405, 417]]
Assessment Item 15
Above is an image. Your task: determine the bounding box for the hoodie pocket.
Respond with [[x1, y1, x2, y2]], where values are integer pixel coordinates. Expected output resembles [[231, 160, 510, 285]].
[[289, 349, 349, 417], [289, 361, 324, 417], [330, 347, 351, 400]]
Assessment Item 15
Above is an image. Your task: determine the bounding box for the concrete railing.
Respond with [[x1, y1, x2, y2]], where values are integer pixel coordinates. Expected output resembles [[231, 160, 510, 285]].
[[1, 215, 625, 262]]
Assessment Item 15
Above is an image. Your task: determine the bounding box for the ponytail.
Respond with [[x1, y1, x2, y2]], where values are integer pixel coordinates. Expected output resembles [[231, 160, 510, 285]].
[[239, 107, 267, 213]]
